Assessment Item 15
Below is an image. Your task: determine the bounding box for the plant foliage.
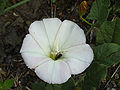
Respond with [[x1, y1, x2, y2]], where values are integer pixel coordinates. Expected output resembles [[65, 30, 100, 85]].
[[97, 18, 120, 45], [30, 0, 120, 89], [87, 0, 110, 25], [0, 79, 14, 90], [0, 0, 9, 14]]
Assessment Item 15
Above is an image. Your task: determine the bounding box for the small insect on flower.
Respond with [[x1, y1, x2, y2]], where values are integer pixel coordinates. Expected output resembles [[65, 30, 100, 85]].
[[20, 18, 94, 84], [55, 53, 62, 60]]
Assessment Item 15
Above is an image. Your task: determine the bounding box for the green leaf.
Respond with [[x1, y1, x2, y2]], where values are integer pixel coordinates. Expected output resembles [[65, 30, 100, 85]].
[[32, 82, 46, 90], [3, 79, 14, 89], [112, 18, 120, 44], [113, 0, 120, 12], [87, 0, 110, 25], [45, 78, 75, 90], [82, 62, 107, 90], [82, 43, 120, 89], [0, 80, 3, 88], [96, 18, 120, 45], [46, 84, 53, 90], [46, 84, 61, 90], [0, 0, 9, 15], [61, 78, 75, 90], [93, 43, 120, 67], [52, 0, 56, 3]]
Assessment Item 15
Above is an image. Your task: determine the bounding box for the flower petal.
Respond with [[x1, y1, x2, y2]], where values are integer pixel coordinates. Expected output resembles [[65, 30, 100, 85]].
[[35, 60, 54, 84], [29, 21, 50, 55], [20, 34, 48, 69], [43, 18, 62, 47], [54, 20, 86, 50], [51, 61, 71, 84], [21, 53, 49, 69], [64, 58, 90, 74], [35, 60, 71, 84], [20, 34, 44, 54], [64, 44, 94, 64]]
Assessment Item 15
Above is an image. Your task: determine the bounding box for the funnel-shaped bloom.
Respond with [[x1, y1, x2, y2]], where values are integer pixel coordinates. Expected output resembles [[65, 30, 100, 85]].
[[20, 18, 93, 84]]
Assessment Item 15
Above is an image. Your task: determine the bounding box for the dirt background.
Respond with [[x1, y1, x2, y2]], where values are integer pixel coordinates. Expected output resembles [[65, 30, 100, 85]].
[[0, 0, 120, 90]]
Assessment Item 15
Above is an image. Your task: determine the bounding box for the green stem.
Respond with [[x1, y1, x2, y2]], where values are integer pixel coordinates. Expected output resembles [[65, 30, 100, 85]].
[[75, 74, 85, 86], [85, 25, 94, 36], [75, 80, 79, 86], [80, 17, 94, 26], [4, 0, 30, 13]]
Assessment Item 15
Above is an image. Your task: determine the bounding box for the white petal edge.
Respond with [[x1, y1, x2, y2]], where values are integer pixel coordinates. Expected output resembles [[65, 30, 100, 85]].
[[64, 58, 90, 74], [43, 18, 62, 47], [20, 34, 49, 69], [64, 44, 94, 64], [35, 60, 71, 84], [51, 61, 71, 84], [61, 22, 86, 50], [21, 53, 49, 69], [54, 20, 86, 50], [20, 34, 44, 55], [29, 21, 50, 55]]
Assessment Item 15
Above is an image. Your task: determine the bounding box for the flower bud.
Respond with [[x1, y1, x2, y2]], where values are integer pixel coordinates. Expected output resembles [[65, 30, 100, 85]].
[[78, 1, 88, 17]]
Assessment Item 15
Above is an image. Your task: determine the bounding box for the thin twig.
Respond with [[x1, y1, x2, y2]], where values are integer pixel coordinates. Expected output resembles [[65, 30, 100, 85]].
[[51, 0, 53, 18], [42, 9, 49, 18], [104, 64, 120, 88], [69, 0, 79, 19], [85, 26, 94, 36], [4, 0, 30, 13], [54, 5, 56, 18], [26, 86, 31, 90]]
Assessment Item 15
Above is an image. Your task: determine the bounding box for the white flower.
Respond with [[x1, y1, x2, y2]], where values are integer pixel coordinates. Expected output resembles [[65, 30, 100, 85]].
[[20, 18, 94, 84]]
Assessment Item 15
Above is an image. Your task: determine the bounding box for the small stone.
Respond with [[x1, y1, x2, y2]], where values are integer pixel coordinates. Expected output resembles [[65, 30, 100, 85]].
[[111, 88, 116, 90], [72, 19, 76, 22], [26, 21, 31, 27], [106, 87, 110, 90], [115, 73, 119, 79], [13, 12, 19, 16]]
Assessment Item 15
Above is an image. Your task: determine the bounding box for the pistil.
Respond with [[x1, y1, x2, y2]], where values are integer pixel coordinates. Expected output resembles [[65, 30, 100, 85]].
[[49, 50, 62, 60]]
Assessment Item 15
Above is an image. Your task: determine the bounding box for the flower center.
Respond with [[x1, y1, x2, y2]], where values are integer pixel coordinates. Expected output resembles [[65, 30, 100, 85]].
[[49, 50, 63, 60]]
